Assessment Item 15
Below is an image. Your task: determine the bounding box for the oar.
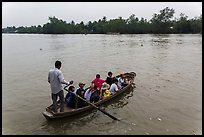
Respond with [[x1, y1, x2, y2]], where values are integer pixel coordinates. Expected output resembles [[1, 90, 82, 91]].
[[64, 86, 120, 121]]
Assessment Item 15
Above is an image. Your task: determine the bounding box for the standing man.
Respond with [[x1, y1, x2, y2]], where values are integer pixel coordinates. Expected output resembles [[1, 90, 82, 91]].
[[48, 60, 73, 113]]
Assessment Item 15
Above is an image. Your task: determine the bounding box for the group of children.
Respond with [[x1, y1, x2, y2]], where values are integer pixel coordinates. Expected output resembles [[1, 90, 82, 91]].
[[65, 72, 129, 109]]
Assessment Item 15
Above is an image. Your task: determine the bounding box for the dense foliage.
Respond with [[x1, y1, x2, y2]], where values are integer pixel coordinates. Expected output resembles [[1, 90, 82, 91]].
[[2, 7, 202, 34]]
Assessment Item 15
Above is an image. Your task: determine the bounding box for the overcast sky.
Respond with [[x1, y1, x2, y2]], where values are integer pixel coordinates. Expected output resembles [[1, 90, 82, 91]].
[[2, 2, 202, 28]]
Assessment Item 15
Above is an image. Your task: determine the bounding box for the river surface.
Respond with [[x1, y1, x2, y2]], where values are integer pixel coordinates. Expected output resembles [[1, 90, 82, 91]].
[[2, 34, 202, 135]]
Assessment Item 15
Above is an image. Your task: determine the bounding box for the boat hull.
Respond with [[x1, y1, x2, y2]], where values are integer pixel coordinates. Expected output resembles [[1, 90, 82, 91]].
[[43, 72, 136, 120]]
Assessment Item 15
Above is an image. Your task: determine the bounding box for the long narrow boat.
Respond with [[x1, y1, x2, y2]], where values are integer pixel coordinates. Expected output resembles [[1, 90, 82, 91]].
[[42, 72, 136, 120]]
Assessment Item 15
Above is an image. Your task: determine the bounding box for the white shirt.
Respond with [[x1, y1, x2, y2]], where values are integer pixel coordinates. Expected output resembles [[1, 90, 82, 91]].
[[48, 68, 69, 94], [84, 89, 92, 103], [117, 77, 124, 89], [109, 83, 119, 94]]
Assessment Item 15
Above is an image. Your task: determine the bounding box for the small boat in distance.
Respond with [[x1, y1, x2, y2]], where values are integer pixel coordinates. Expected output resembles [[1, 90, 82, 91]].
[[42, 72, 136, 120]]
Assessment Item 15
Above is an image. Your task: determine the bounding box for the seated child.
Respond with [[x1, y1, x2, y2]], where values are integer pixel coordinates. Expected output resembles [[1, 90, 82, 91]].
[[65, 86, 76, 108], [100, 82, 111, 98]]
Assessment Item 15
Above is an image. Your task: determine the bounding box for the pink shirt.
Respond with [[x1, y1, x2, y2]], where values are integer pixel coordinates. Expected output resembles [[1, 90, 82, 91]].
[[91, 78, 105, 89]]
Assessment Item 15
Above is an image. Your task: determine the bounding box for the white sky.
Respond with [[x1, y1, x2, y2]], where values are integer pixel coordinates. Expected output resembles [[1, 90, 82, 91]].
[[2, 2, 202, 28]]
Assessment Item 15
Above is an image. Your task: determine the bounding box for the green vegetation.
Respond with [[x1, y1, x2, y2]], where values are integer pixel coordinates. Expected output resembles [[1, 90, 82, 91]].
[[2, 7, 202, 34]]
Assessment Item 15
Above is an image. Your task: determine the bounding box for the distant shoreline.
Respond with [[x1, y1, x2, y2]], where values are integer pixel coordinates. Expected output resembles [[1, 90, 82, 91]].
[[2, 7, 202, 34]]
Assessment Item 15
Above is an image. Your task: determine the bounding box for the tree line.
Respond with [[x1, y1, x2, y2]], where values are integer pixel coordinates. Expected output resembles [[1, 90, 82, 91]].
[[2, 7, 202, 34]]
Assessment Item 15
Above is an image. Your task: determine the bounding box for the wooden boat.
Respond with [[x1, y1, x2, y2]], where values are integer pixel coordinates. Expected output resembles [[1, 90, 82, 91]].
[[42, 72, 136, 120]]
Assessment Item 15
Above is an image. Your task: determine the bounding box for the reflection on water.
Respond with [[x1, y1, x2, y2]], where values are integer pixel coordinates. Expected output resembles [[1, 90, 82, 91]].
[[110, 87, 134, 109], [151, 34, 170, 47]]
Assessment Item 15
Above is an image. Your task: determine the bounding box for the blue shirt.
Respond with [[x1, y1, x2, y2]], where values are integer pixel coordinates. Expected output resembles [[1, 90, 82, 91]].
[[65, 92, 76, 108], [76, 87, 86, 97]]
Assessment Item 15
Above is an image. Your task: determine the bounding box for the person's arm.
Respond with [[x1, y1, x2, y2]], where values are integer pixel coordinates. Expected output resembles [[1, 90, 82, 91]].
[[115, 84, 119, 92], [91, 80, 95, 87], [101, 79, 106, 83], [48, 71, 50, 83], [84, 90, 88, 100], [91, 79, 95, 85], [58, 71, 73, 86], [99, 89, 103, 98]]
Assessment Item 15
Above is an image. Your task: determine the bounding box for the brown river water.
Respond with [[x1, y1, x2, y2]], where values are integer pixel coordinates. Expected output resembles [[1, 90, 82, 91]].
[[2, 34, 202, 135]]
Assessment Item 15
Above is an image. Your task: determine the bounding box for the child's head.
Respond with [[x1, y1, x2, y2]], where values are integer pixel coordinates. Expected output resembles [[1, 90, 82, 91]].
[[102, 82, 109, 90], [79, 82, 86, 88], [96, 74, 100, 78], [108, 71, 113, 77], [120, 73, 125, 78], [68, 85, 75, 92], [89, 84, 95, 89]]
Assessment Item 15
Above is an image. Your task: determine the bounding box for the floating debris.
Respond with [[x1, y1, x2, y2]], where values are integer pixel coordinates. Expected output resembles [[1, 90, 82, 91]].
[[149, 117, 152, 120], [40, 48, 42, 50], [157, 117, 162, 121], [132, 123, 136, 126], [145, 132, 150, 135], [128, 128, 132, 131]]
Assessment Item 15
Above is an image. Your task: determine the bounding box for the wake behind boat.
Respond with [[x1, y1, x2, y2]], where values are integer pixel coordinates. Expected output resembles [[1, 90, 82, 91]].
[[42, 72, 136, 120]]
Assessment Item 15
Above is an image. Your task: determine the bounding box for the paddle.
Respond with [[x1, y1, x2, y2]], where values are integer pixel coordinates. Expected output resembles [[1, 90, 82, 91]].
[[64, 85, 120, 121]]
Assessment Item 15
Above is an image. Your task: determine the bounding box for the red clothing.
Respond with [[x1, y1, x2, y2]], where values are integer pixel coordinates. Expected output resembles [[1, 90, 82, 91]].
[[91, 78, 105, 89]]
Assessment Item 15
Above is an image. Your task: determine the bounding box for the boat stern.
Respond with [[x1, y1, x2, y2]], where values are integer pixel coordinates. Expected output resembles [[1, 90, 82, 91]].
[[42, 111, 54, 120]]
